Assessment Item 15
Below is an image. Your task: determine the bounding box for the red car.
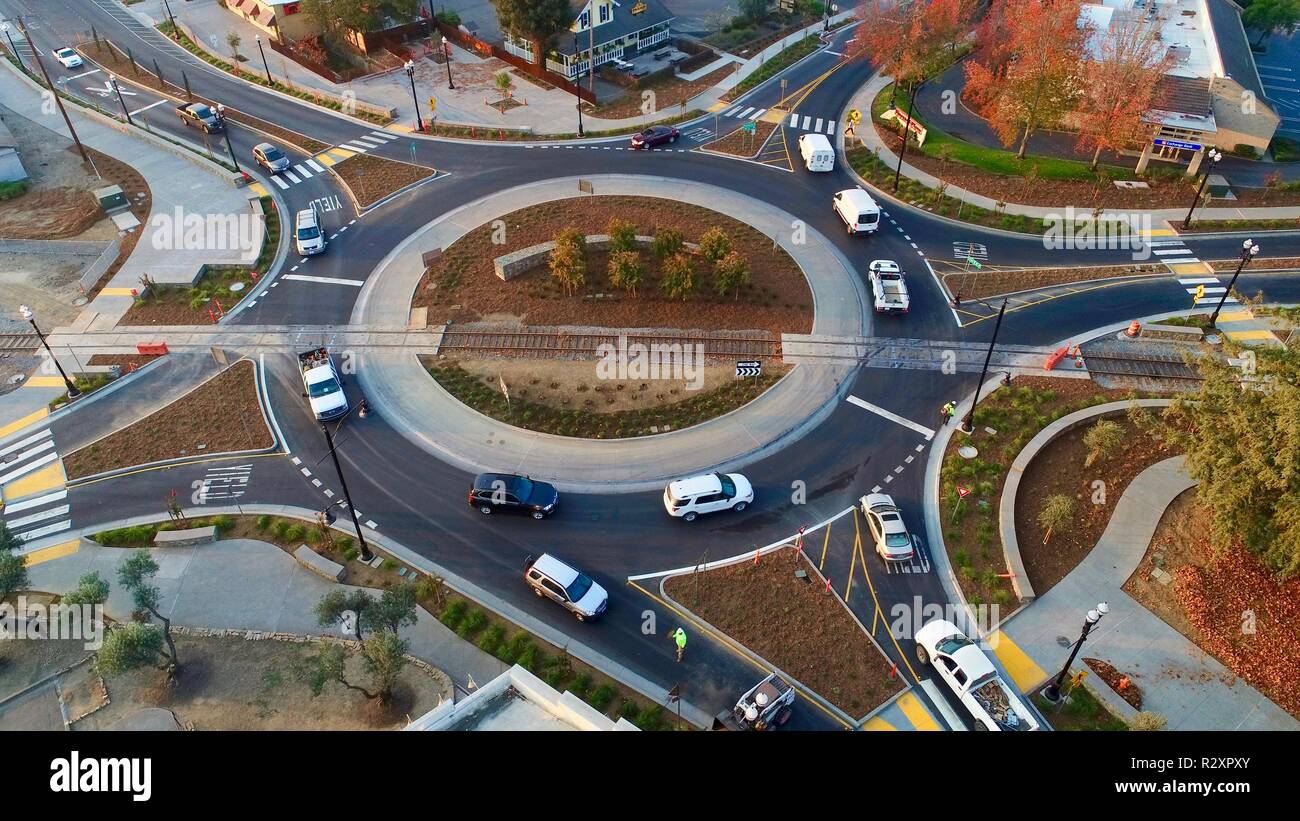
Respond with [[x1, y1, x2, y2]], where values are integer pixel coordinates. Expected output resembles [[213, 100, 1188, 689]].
[[630, 125, 680, 149]]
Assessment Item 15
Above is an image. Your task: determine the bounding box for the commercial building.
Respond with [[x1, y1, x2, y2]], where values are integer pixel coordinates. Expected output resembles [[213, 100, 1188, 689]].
[[503, 0, 675, 80]]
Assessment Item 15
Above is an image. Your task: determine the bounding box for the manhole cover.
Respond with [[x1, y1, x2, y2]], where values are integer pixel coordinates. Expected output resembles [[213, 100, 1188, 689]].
[[72, 296, 88, 307], [957, 445, 978, 459], [1056, 636, 1072, 647], [229, 282, 245, 293]]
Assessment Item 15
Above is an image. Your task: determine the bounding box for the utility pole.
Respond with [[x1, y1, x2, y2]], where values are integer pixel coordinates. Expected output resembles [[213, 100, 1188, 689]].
[[215, 104, 242, 174], [255, 34, 273, 85], [19, 17, 89, 163], [20, 306, 80, 399], [161, 0, 179, 38], [320, 423, 374, 563], [960, 298, 1008, 434]]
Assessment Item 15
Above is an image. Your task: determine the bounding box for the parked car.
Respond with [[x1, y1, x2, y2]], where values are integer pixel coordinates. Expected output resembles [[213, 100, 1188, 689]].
[[252, 142, 290, 174], [524, 553, 607, 622], [52, 47, 83, 69], [663, 472, 753, 522], [631, 125, 680, 149], [860, 493, 916, 562], [468, 473, 559, 519]]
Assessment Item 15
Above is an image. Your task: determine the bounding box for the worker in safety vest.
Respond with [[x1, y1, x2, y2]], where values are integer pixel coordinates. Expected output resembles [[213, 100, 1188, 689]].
[[941, 401, 956, 425], [670, 627, 687, 662]]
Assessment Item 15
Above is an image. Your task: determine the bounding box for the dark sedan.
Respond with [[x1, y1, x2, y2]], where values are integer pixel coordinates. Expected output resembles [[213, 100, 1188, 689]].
[[630, 125, 680, 149], [468, 473, 559, 519]]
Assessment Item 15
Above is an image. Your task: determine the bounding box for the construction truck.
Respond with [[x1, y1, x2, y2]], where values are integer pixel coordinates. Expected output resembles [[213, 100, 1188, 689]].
[[915, 619, 1041, 731]]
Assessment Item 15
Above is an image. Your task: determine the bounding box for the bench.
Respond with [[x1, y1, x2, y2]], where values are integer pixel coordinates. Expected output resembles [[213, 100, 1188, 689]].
[[653, 48, 673, 60], [152, 525, 217, 546], [668, 53, 688, 65], [294, 545, 346, 582], [1140, 323, 1203, 341]]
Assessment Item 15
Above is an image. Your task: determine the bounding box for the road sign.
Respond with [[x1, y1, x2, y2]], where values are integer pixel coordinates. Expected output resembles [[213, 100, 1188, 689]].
[[1194, 284, 1205, 303], [740, 121, 756, 133], [848, 108, 861, 124], [428, 95, 437, 112], [735, 360, 762, 378], [966, 256, 983, 269], [956, 485, 972, 498]]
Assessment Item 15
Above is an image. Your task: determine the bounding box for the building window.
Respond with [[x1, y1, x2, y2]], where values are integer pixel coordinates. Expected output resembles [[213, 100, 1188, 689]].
[[580, 10, 590, 29], [599, 4, 610, 23]]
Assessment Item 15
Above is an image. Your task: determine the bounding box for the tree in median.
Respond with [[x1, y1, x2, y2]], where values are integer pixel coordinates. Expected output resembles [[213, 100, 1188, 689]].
[[95, 621, 171, 679], [698, 227, 732, 263], [491, 0, 572, 70], [549, 227, 586, 296], [64, 571, 110, 607], [651, 228, 684, 259], [713, 251, 751, 299], [964, 0, 1086, 159], [1073, 15, 1173, 170], [308, 581, 418, 704], [605, 218, 638, 253], [1083, 418, 1125, 468], [494, 70, 515, 99], [608, 251, 645, 296], [116, 551, 180, 677], [1037, 494, 1075, 544], [659, 252, 696, 300], [1243, 0, 1300, 48], [1157, 345, 1300, 578], [0, 522, 28, 603], [315, 581, 419, 642]]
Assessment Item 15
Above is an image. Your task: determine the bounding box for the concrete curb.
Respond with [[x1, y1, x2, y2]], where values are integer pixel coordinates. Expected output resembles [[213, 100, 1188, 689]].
[[222, 180, 296, 321], [26, 504, 713, 729], [997, 399, 1174, 602]]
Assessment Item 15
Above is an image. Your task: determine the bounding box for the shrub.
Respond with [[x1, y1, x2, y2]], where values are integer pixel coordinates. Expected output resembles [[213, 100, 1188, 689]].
[[1037, 494, 1076, 543], [605, 217, 637, 252], [477, 625, 505, 654], [456, 609, 486, 638], [93, 525, 158, 546], [549, 239, 586, 296], [651, 228, 684, 258], [342, 547, 359, 561], [635, 705, 665, 730], [256, 514, 272, 530], [439, 600, 467, 629], [589, 683, 618, 711], [209, 515, 234, 533], [607, 250, 645, 295], [282, 525, 306, 543], [712, 251, 751, 298], [698, 226, 731, 262], [1083, 419, 1124, 467], [568, 673, 593, 698], [1130, 711, 1168, 731], [272, 520, 291, 539], [993, 589, 1013, 606], [659, 252, 695, 300]]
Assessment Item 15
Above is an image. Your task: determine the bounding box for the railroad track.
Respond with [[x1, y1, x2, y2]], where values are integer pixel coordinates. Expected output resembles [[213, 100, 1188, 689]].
[[0, 333, 40, 354], [437, 328, 782, 360], [1082, 352, 1203, 381]]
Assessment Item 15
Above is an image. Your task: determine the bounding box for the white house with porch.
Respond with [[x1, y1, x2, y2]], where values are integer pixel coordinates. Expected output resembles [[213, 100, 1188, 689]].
[[503, 0, 674, 80]]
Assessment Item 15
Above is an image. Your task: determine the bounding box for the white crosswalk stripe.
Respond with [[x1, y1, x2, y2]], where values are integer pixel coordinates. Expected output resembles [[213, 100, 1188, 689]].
[[350, 136, 385, 148], [0, 430, 72, 543], [1177, 276, 1219, 285], [293, 164, 313, 178], [367, 130, 400, 141], [306, 159, 325, 173], [339, 143, 370, 153], [270, 174, 289, 190], [788, 113, 798, 127], [725, 106, 742, 117], [1187, 286, 1226, 294], [737, 106, 755, 119], [284, 170, 302, 184], [749, 108, 766, 120], [802, 115, 811, 129]]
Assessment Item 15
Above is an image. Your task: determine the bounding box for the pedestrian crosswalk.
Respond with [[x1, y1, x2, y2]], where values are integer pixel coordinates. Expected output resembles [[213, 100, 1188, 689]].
[[260, 130, 400, 191], [716, 105, 838, 135], [787, 112, 835, 135], [1147, 239, 1204, 266], [0, 427, 71, 543], [336, 130, 401, 154]]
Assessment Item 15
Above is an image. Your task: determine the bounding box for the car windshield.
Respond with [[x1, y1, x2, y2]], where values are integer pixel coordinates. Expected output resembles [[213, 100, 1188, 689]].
[[936, 635, 973, 655], [716, 473, 736, 496], [193, 105, 212, 118], [264, 147, 285, 162], [886, 533, 910, 548], [297, 226, 320, 241], [512, 477, 534, 500], [639, 129, 655, 138], [565, 573, 593, 602], [308, 377, 341, 398], [57, 49, 74, 57]]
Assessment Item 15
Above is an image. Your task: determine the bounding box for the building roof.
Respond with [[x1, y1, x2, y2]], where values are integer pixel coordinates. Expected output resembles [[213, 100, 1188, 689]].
[[404, 665, 639, 731], [1204, 0, 1266, 101], [554, 0, 675, 56]]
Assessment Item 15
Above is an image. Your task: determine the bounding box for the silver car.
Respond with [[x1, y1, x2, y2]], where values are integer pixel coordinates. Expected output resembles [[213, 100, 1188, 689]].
[[252, 142, 290, 174], [861, 493, 916, 562]]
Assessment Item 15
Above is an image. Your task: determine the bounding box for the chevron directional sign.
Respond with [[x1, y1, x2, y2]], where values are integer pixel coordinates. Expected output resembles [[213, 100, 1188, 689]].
[[736, 360, 762, 378]]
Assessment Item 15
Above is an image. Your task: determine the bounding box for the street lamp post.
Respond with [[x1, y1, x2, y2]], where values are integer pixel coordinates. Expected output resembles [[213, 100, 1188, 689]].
[[1181, 147, 1222, 229], [109, 74, 133, 126], [19, 305, 80, 399], [1208, 238, 1259, 327], [573, 33, 584, 137], [892, 77, 926, 192], [404, 60, 424, 132], [255, 34, 273, 85], [1042, 602, 1109, 702], [161, 0, 179, 38], [1, 22, 22, 74], [215, 104, 242, 174], [960, 298, 1008, 434], [442, 36, 455, 89], [320, 422, 375, 563]]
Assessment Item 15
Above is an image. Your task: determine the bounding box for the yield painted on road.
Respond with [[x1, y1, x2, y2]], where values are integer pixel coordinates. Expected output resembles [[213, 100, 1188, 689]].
[[846, 395, 936, 440]]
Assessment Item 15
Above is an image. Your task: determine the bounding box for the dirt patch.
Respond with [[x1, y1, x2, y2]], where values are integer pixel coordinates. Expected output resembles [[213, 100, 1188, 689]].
[[942, 264, 1167, 301], [416, 195, 812, 334], [72, 634, 448, 730], [1122, 490, 1300, 719], [1015, 418, 1174, 594], [86, 353, 163, 369], [940, 377, 1166, 607], [1084, 657, 1143, 710], [332, 152, 435, 209], [663, 547, 902, 717], [589, 66, 733, 119], [701, 120, 777, 158], [62, 359, 272, 480]]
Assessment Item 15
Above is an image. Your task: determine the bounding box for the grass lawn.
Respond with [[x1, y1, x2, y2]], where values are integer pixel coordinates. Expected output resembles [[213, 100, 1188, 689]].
[[1035, 687, 1129, 731]]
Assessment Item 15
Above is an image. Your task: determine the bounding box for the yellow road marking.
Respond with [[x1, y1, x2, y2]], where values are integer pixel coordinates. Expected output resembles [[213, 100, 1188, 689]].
[[1142, 228, 1177, 238], [99, 287, 137, 297], [845, 528, 858, 599], [852, 507, 923, 684], [0, 407, 49, 439], [987, 629, 1048, 692], [896, 691, 941, 731], [388, 123, 415, 133], [958, 278, 1141, 328], [314, 153, 338, 167], [707, 101, 729, 113], [863, 716, 896, 730], [818, 522, 832, 571], [4, 461, 65, 500], [1169, 261, 1214, 276], [328, 148, 356, 160], [759, 108, 787, 124], [248, 182, 269, 197], [24, 539, 79, 567], [1223, 328, 1277, 341], [1216, 310, 1254, 322], [23, 376, 68, 388]]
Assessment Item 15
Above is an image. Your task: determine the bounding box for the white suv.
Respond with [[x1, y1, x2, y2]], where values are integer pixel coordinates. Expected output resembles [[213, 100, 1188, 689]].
[[663, 472, 753, 522]]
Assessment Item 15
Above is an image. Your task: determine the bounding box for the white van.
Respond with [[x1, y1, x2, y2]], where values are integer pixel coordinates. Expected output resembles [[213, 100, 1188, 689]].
[[833, 188, 881, 235], [798, 132, 835, 172], [294, 209, 325, 256]]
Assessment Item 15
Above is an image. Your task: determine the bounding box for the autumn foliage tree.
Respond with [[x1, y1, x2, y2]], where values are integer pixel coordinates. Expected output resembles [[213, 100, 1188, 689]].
[[1073, 13, 1173, 169], [849, 0, 974, 102], [964, 0, 1087, 158]]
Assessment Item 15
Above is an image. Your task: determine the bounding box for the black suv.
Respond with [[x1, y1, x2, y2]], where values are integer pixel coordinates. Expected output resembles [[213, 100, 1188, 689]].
[[468, 473, 559, 520]]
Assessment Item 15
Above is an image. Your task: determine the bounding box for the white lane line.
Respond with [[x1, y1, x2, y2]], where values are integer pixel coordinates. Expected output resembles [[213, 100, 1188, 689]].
[[17, 520, 72, 542], [311, 478, 322, 487], [128, 100, 167, 116], [323, 489, 334, 497], [1153, 247, 1192, 255], [2, 489, 67, 513], [271, 175, 289, 190], [7, 504, 71, 529], [846, 395, 936, 440], [365, 519, 378, 529], [306, 159, 325, 172], [284, 170, 302, 184], [67, 68, 102, 80], [291, 457, 301, 465], [301, 468, 312, 477], [282, 274, 365, 286], [293, 164, 313, 178], [871, 485, 882, 493]]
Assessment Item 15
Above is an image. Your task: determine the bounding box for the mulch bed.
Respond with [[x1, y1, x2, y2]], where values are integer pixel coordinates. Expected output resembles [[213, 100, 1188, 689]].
[[701, 120, 777, 158], [1084, 657, 1144, 710], [332, 152, 435, 209], [663, 547, 902, 717], [1123, 490, 1300, 719], [86, 353, 163, 369], [1015, 418, 1174, 594], [588, 66, 733, 120], [941, 378, 1165, 607], [415, 195, 812, 333], [62, 360, 272, 480]]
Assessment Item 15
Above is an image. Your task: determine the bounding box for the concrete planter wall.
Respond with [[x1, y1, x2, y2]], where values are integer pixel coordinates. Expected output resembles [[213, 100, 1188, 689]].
[[493, 235, 699, 281]]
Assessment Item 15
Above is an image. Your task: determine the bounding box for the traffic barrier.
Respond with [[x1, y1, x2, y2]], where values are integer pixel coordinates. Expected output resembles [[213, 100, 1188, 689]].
[[1044, 344, 1070, 371], [136, 342, 169, 355], [1126, 320, 1141, 338], [1073, 346, 1084, 368]]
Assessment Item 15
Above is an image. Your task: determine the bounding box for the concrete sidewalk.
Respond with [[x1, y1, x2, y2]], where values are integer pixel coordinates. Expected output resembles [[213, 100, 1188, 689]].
[[0, 48, 256, 332], [24, 537, 508, 696], [991, 456, 1298, 730], [351, 174, 869, 492], [850, 72, 1300, 223]]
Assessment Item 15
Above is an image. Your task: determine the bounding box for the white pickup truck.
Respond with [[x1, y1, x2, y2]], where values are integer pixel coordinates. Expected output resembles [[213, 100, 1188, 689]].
[[868, 260, 910, 315], [298, 347, 348, 421], [915, 619, 1041, 731]]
